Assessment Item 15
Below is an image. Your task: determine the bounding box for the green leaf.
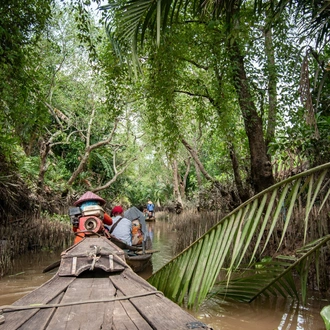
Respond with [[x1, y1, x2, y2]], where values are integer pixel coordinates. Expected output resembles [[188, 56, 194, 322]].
[[148, 163, 330, 309], [321, 306, 330, 330]]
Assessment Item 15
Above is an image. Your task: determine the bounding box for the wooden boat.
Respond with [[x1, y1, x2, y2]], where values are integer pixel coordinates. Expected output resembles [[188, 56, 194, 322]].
[[109, 236, 154, 273], [42, 237, 155, 275], [125, 251, 152, 272], [43, 206, 156, 275], [143, 209, 156, 221], [0, 235, 210, 330], [145, 214, 156, 221], [115, 206, 156, 272]]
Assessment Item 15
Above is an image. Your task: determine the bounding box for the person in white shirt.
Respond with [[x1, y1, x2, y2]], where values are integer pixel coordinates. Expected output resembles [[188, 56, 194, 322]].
[[108, 205, 132, 246]]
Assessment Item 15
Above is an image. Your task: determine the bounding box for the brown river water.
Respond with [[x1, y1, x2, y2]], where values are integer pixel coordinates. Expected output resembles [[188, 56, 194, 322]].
[[0, 219, 328, 330]]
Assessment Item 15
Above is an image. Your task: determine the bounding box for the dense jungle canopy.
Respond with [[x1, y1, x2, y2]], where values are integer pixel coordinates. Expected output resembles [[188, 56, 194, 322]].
[[0, 0, 329, 219], [0, 0, 330, 316]]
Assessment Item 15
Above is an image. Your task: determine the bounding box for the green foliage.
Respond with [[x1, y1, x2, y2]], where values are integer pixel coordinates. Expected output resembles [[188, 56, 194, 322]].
[[275, 0, 330, 47], [269, 109, 330, 169], [41, 210, 70, 224], [121, 153, 174, 207], [1, 0, 329, 226], [52, 139, 86, 173], [321, 306, 330, 330], [92, 152, 114, 180], [212, 236, 330, 304], [19, 156, 40, 188], [148, 163, 330, 309], [44, 158, 72, 192], [211, 256, 299, 302], [0, 0, 53, 154]]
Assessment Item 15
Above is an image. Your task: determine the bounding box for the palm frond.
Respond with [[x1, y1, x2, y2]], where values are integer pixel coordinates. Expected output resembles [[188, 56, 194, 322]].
[[321, 305, 330, 330], [213, 235, 330, 304], [100, 0, 237, 66], [148, 163, 330, 308]]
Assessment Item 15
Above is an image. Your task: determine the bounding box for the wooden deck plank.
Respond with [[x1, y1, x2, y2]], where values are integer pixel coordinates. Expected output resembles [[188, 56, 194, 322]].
[[110, 270, 203, 330], [46, 277, 116, 330], [114, 291, 152, 330], [73, 277, 112, 330], [17, 292, 64, 330], [0, 276, 75, 330], [112, 300, 140, 330]]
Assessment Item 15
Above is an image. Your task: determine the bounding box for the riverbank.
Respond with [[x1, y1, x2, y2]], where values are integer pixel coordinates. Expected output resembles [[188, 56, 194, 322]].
[[0, 216, 72, 278]]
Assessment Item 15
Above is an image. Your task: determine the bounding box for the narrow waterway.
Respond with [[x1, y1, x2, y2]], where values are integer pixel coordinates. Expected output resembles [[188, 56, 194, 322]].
[[0, 218, 328, 330]]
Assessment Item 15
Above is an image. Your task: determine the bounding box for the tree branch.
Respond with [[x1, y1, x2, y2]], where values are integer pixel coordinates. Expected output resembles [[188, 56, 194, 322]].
[[66, 118, 119, 186], [93, 156, 137, 192], [174, 88, 216, 105], [178, 56, 209, 70]]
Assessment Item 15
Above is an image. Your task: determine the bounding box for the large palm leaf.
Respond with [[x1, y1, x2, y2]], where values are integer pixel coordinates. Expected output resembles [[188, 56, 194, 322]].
[[100, 0, 330, 50], [147, 163, 330, 308], [100, 0, 241, 63], [210, 234, 330, 303]]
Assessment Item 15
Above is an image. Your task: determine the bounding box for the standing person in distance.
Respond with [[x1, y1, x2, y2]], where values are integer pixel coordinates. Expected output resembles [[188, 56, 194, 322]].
[[146, 200, 155, 218]]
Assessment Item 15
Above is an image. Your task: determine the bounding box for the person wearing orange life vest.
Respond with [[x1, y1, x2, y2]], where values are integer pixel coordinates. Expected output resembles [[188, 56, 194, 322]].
[[72, 191, 112, 243]]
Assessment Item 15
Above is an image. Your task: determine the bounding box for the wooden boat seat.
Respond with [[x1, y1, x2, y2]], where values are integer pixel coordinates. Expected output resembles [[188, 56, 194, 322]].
[[58, 236, 127, 276]]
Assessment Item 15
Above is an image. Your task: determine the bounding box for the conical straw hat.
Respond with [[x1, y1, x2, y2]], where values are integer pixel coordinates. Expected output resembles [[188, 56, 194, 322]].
[[74, 191, 106, 206]]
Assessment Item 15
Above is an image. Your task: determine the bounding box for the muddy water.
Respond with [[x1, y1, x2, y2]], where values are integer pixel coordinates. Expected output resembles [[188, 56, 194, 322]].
[[0, 219, 328, 330], [0, 250, 61, 305]]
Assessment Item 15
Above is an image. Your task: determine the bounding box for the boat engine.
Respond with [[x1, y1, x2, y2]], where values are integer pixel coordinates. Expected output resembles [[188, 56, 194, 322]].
[[69, 206, 106, 243], [79, 216, 102, 233], [69, 207, 81, 229]]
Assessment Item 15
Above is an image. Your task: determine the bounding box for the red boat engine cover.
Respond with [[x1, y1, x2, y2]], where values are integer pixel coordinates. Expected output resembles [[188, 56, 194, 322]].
[[79, 216, 102, 233]]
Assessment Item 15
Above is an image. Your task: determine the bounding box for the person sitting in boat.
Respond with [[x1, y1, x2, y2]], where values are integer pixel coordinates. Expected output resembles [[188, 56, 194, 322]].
[[146, 200, 155, 218], [107, 205, 132, 246], [131, 219, 144, 245]]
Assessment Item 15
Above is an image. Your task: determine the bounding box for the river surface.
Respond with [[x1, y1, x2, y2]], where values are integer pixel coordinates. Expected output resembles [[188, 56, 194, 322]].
[[0, 218, 328, 330]]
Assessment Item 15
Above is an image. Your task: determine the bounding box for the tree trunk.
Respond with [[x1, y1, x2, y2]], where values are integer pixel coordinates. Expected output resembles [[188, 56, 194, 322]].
[[264, 12, 277, 149], [172, 159, 183, 210], [38, 137, 50, 191], [181, 138, 224, 192], [228, 143, 250, 202], [179, 157, 191, 200], [228, 40, 274, 193]]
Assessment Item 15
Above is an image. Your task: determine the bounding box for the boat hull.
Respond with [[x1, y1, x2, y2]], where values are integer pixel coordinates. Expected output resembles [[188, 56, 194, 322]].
[[126, 253, 152, 272], [109, 236, 154, 273], [0, 236, 210, 330]]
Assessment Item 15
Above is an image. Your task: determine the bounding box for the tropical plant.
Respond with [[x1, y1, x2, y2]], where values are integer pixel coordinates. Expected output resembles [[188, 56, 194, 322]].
[[0, 0, 53, 157], [148, 162, 330, 309], [321, 305, 330, 330], [102, 0, 280, 194]]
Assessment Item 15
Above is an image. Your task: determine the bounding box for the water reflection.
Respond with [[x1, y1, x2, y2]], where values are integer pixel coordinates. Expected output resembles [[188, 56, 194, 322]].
[[137, 219, 177, 278], [194, 295, 329, 330], [146, 220, 177, 273], [0, 218, 328, 330], [0, 250, 61, 305]]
